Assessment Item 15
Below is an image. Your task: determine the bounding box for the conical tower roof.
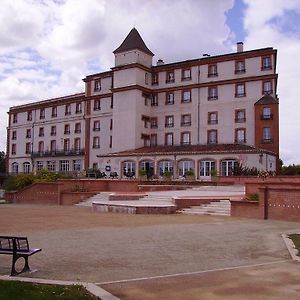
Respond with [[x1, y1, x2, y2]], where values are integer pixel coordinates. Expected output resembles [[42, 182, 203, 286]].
[[113, 28, 154, 56]]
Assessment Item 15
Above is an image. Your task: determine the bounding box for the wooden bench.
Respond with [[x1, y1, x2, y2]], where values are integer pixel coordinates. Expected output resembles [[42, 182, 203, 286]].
[[0, 236, 42, 276]]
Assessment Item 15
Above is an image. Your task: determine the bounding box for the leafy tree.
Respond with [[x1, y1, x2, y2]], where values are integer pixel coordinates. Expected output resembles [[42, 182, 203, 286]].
[[0, 151, 6, 174]]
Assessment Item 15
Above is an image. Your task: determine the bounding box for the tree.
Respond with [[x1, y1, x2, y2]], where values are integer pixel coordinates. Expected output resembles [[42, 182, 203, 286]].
[[0, 151, 5, 174]]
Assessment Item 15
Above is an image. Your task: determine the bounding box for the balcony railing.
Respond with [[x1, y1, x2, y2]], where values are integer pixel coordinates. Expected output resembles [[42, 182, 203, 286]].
[[181, 121, 191, 126], [235, 117, 246, 123], [262, 138, 273, 144], [261, 114, 273, 120], [31, 148, 85, 158], [165, 123, 174, 128]]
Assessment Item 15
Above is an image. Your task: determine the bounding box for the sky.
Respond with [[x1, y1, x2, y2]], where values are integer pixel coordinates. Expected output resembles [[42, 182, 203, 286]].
[[1, 0, 300, 165]]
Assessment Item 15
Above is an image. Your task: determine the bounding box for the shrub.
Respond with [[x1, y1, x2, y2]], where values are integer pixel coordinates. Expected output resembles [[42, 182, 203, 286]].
[[248, 193, 259, 202], [185, 170, 195, 176]]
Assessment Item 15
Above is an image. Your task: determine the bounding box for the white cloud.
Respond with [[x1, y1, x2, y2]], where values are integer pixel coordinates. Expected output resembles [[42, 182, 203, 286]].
[[0, 0, 235, 154], [243, 0, 300, 165]]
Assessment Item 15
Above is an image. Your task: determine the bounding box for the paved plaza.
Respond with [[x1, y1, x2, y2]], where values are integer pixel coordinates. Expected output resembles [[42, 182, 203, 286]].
[[0, 201, 300, 299]]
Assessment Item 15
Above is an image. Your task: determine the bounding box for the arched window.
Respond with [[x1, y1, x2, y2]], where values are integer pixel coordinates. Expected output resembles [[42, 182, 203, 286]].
[[221, 159, 238, 176], [122, 161, 136, 178], [199, 160, 216, 177], [23, 162, 31, 174], [12, 162, 18, 174], [178, 160, 194, 176], [158, 160, 173, 176]]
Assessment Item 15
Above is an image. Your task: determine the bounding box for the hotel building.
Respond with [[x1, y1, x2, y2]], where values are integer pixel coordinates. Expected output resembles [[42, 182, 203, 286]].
[[6, 28, 279, 179]]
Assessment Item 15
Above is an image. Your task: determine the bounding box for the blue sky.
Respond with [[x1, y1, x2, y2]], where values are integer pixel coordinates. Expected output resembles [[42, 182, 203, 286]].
[[1, 0, 300, 165]]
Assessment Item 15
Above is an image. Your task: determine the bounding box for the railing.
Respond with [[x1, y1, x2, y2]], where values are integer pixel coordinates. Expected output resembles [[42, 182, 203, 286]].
[[235, 118, 246, 123], [31, 148, 85, 158], [262, 138, 273, 144], [261, 114, 273, 120]]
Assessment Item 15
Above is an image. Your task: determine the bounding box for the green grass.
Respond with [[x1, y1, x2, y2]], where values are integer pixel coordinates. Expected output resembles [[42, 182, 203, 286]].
[[288, 234, 300, 256], [0, 280, 97, 300]]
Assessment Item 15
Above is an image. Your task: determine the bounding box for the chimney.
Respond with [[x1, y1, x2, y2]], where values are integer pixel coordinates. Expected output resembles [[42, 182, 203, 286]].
[[156, 59, 164, 66], [237, 42, 244, 52]]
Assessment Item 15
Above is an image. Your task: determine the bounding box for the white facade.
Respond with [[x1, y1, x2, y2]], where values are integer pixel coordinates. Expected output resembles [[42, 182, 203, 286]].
[[7, 28, 279, 178]]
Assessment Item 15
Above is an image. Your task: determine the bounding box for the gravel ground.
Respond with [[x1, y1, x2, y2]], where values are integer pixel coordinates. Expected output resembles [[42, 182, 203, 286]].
[[1, 204, 300, 299]]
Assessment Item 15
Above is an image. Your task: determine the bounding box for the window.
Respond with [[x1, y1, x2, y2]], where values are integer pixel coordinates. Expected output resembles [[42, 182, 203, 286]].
[[26, 129, 31, 138], [40, 108, 45, 119], [165, 133, 173, 145], [159, 160, 173, 176], [39, 127, 44, 137], [52, 106, 57, 117], [122, 161, 136, 177], [263, 127, 272, 143], [11, 144, 16, 155], [94, 99, 101, 110], [178, 160, 194, 176], [166, 71, 175, 83], [51, 126, 56, 136], [145, 73, 149, 85], [235, 110, 246, 123], [150, 134, 157, 146], [208, 86, 218, 100], [263, 80, 272, 95], [182, 90, 191, 103], [74, 138, 81, 151], [235, 128, 246, 143], [59, 160, 70, 172], [165, 115, 174, 128], [166, 92, 174, 105], [23, 162, 31, 174], [235, 83, 246, 97], [50, 140, 56, 152], [75, 102, 82, 113], [64, 139, 70, 151], [73, 160, 81, 171], [25, 142, 31, 154], [64, 124, 70, 134], [182, 68, 191, 81], [65, 104, 71, 115], [181, 132, 191, 145], [152, 73, 158, 85], [93, 120, 100, 131], [208, 112, 218, 125], [12, 162, 18, 174], [37, 161, 44, 171], [207, 130, 217, 144], [93, 136, 100, 148], [235, 60, 246, 74], [262, 56, 272, 70], [150, 117, 158, 129], [27, 111, 32, 121], [221, 160, 238, 176], [38, 141, 44, 153], [181, 114, 191, 126], [75, 123, 81, 133], [262, 107, 272, 120], [13, 114, 17, 123], [151, 94, 158, 106], [208, 64, 218, 77], [94, 79, 101, 91], [200, 160, 216, 177], [47, 161, 56, 172], [12, 131, 17, 140]]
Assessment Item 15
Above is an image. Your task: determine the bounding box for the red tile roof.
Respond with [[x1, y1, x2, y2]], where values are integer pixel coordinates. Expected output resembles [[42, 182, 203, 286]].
[[98, 144, 276, 157]]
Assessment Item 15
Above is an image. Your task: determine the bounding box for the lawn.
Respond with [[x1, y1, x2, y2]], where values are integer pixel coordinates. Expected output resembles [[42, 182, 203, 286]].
[[0, 280, 97, 300], [288, 233, 300, 256]]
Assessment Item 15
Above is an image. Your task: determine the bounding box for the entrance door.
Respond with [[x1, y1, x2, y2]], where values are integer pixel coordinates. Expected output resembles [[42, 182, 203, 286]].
[[199, 160, 216, 180]]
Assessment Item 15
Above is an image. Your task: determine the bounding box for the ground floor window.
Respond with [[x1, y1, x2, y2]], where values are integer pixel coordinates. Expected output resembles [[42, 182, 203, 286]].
[[178, 160, 194, 176], [59, 160, 70, 172], [23, 162, 31, 173], [47, 161, 56, 172], [159, 160, 173, 176], [199, 160, 216, 177], [139, 160, 154, 177], [37, 161, 44, 171], [221, 159, 238, 176], [12, 162, 18, 174], [122, 161, 136, 177], [73, 160, 81, 171]]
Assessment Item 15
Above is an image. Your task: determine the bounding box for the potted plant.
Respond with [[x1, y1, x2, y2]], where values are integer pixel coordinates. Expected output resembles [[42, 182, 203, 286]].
[[138, 169, 147, 180], [162, 171, 173, 181], [185, 170, 195, 181], [210, 169, 218, 181]]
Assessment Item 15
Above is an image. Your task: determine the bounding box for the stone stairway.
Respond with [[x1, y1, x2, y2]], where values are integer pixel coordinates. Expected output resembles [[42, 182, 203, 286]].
[[179, 200, 231, 216], [75, 192, 111, 207], [139, 193, 173, 203]]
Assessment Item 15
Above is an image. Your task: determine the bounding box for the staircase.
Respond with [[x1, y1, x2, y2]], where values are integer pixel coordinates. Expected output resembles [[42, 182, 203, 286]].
[[75, 192, 111, 207], [139, 193, 173, 203], [179, 200, 231, 216]]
